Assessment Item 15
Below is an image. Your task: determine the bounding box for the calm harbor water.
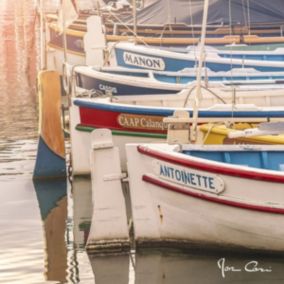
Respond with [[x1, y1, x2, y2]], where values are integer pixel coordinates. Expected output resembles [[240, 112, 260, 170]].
[[0, 1, 284, 283]]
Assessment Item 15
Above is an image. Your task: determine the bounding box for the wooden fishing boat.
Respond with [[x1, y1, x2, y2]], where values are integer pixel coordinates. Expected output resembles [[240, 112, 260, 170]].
[[54, 13, 284, 72], [45, 0, 284, 48], [48, 20, 284, 45], [73, 65, 284, 106], [46, 19, 284, 63], [49, 8, 284, 39], [69, 97, 284, 175], [112, 42, 284, 72], [199, 122, 284, 145], [45, 8, 284, 72], [75, 65, 284, 85], [124, 142, 284, 252], [33, 71, 66, 179]]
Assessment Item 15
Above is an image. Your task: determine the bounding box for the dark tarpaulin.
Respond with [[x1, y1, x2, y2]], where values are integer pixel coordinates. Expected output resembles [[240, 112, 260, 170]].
[[120, 0, 284, 26]]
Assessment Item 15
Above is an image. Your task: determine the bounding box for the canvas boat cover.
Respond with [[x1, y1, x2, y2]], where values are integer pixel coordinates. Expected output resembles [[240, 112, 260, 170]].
[[119, 0, 284, 26]]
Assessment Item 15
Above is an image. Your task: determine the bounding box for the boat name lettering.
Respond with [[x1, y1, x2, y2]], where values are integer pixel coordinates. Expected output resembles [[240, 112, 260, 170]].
[[123, 52, 165, 71], [99, 84, 117, 94], [155, 161, 225, 194], [118, 114, 167, 130]]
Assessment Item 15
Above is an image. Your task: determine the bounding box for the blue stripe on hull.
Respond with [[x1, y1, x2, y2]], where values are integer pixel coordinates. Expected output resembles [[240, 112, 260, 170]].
[[33, 136, 66, 179], [183, 150, 284, 171], [74, 99, 284, 118]]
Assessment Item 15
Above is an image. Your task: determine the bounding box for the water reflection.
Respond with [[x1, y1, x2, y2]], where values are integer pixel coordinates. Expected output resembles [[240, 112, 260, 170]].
[[33, 177, 95, 283], [89, 254, 130, 284], [69, 177, 94, 283], [0, 1, 38, 141], [0, 1, 95, 283], [72, 177, 92, 249], [33, 179, 68, 283], [0, 179, 45, 284], [88, 249, 284, 284]]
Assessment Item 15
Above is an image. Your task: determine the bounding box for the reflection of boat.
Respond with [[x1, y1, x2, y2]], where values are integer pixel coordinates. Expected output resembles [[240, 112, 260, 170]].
[[200, 123, 284, 145], [87, 249, 284, 283], [72, 177, 92, 248], [70, 97, 284, 174], [33, 179, 67, 283], [88, 253, 129, 284], [33, 179, 67, 220], [125, 142, 284, 253]]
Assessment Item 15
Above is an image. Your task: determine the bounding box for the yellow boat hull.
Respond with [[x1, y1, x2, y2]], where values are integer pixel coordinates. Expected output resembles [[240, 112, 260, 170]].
[[199, 123, 284, 145]]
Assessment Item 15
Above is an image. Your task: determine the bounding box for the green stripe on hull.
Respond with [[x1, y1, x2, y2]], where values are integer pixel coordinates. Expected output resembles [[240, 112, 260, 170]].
[[76, 124, 167, 139]]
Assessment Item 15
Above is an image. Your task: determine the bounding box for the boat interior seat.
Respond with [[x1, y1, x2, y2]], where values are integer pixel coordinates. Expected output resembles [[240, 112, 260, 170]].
[[279, 164, 284, 171], [186, 150, 284, 172]]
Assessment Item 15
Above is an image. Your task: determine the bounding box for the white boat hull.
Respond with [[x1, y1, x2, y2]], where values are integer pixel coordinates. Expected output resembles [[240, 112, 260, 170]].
[[69, 105, 164, 175], [125, 144, 284, 252], [118, 85, 284, 108], [69, 97, 284, 175], [74, 65, 284, 107]]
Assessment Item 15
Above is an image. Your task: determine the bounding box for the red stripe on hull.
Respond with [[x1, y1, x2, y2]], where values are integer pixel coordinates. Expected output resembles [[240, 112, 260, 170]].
[[79, 107, 166, 134], [143, 174, 284, 214], [79, 107, 119, 128], [138, 145, 284, 183]]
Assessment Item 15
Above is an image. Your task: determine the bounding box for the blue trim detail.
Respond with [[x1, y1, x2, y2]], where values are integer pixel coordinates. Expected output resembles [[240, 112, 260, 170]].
[[74, 99, 284, 118], [33, 136, 66, 179]]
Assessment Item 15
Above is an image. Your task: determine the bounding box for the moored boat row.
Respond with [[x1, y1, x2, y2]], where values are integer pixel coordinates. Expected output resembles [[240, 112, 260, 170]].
[[34, 0, 284, 255]]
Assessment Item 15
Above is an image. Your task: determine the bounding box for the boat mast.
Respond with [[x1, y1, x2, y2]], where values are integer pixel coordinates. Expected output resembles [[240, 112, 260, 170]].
[[133, 0, 137, 44], [38, 0, 46, 70], [62, 0, 68, 63], [191, 0, 209, 142]]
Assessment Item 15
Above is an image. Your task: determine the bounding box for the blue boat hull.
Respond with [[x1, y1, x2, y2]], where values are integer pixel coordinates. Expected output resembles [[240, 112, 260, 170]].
[[115, 47, 284, 72], [33, 136, 67, 179]]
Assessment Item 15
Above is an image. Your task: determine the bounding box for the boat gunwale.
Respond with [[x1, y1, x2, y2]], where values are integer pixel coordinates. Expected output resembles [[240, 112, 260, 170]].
[[137, 144, 284, 183]]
